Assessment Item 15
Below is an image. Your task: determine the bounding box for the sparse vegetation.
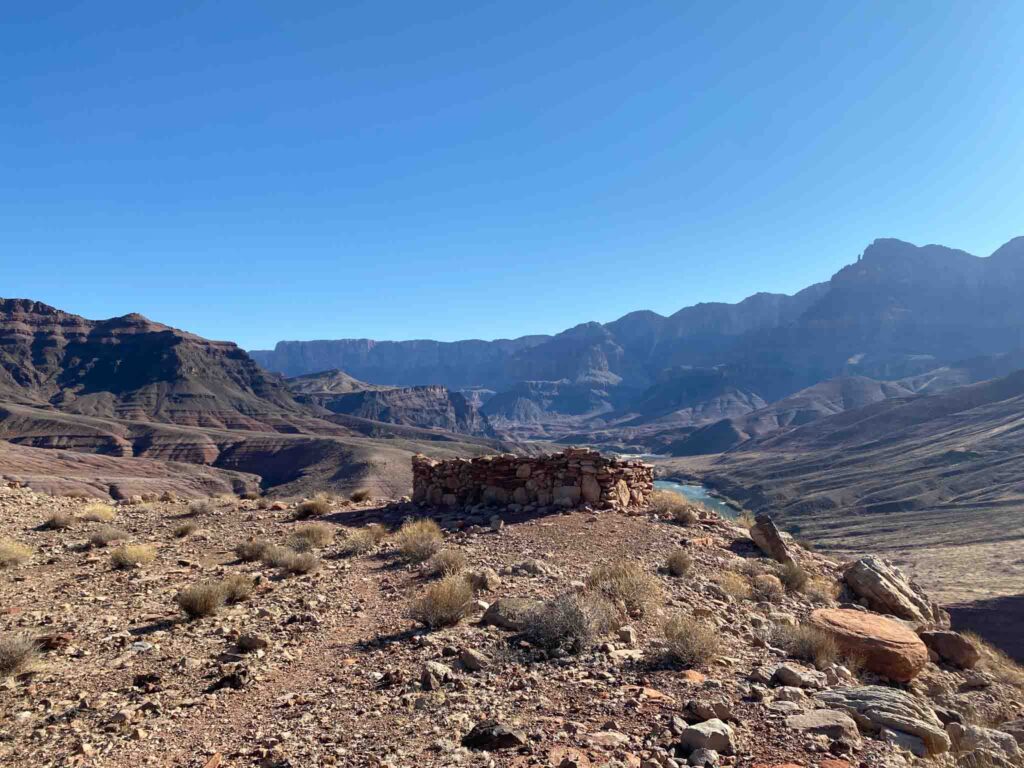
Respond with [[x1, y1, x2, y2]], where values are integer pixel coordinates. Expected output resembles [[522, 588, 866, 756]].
[[752, 573, 785, 603], [188, 500, 215, 516], [428, 548, 467, 576], [173, 521, 198, 538], [736, 510, 756, 529], [288, 523, 334, 551], [667, 549, 693, 577], [716, 570, 752, 600], [410, 574, 472, 628], [965, 631, 1024, 689], [0, 634, 39, 677], [43, 512, 74, 530], [663, 614, 721, 667], [805, 576, 840, 604], [395, 518, 443, 563], [235, 538, 272, 562], [779, 561, 809, 592], [0, 539, 33, 567], [523, 593, 619, 653], [176, 581, 226, 619], [337, 528, 378, 556], [350, 488, 372, 503], [770, 623, 839, 668], [110, 544, 156, 569], [159, 490, 178, 503], [295, 493, 332, 518], [81, 503, 116, 522], [89, 525, 129, 548], [220, 573, 255, 603], [283, 552, 320, 575], [261, 544, 299, 569], [586, 560, 663, 617]]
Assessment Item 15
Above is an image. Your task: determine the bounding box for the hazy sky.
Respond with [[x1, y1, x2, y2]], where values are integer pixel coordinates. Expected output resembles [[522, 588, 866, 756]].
[[4, 2, 1023, 349]]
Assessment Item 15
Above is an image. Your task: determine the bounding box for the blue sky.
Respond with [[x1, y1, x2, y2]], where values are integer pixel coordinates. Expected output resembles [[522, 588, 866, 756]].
[[3, 2, 1023, 349]]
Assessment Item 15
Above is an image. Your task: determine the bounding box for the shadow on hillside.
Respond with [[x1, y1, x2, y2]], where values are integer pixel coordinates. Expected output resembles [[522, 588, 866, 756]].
[[948, 593, 1024, 663]]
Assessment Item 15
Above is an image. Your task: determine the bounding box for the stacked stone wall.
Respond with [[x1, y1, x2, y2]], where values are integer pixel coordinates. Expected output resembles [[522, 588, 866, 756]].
[[412, 448, 654, 512]]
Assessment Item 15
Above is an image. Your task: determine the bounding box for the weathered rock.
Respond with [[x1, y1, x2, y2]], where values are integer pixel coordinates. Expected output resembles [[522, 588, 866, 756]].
[[947, 723, 1023, 765], [880, 727, 927, 757], [459, 648, 490, 672], [843, 556, 943, 624], [918, 630, 980, 669], [420, 661, 454, 690], [461, 720, 528, 750], [785, 710, 860, 743], [466, 567, 502, 592], [809, 608, 927, 682], [687, 748, 719, 767], [772, 664, 825, 689], [679, 719, 735, 755], [482, 598, 541, 631], [816, 685, 950, 755], [748, 515, 795, 566], [1001, 718, 1024, 746]]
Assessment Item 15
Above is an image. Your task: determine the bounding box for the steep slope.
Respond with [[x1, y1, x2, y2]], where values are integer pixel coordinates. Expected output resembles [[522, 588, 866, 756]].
[[309, 385, 494, 437]]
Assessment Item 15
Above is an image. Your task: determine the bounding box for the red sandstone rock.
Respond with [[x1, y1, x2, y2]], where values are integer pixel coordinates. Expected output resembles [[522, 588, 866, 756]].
[[810, 608, 928, 682]]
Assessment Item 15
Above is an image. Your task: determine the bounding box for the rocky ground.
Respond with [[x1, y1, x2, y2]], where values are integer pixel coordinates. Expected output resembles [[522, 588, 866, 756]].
[[0, 483, 1022, 768]]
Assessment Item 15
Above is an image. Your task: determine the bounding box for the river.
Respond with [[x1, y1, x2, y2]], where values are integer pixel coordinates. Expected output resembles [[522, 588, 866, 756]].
[[654, 479, 738, 520]]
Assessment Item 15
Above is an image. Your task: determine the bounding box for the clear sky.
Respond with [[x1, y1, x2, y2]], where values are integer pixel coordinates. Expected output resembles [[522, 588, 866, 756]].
[[4, 2, 1023, 349]]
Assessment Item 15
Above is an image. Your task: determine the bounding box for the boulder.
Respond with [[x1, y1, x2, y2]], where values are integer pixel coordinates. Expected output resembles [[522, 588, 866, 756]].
[[481, 598, 540, 631], [679, 719, 735, 754], [748, 515, 796, 566], [843, 556, 944, 625], [461, 720, 528, 750], [947, 723, 1023, 765], [815, 685, 950, 755], [1001, 718, 1024, 746], [809, 608, 927, 682], [918, 630, 980, 669], [785, 710, 860, 743]]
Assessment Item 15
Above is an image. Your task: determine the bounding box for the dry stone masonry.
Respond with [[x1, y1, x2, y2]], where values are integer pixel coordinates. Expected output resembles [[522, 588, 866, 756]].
[[412, 447, 654, 512]]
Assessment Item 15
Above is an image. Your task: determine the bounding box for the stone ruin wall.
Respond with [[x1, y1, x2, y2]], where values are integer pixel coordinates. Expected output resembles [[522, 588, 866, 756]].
[[412, 448, 654, 512]]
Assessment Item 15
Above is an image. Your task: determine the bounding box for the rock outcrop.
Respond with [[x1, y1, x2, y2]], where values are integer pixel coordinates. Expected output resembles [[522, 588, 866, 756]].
[[843, 556, 945, 625], [809, 608, 928, 682], [816, 686, 950, 756], [748, 514, 796, 565], [411, 448, 654, 511], [918, 629, 981, 669]]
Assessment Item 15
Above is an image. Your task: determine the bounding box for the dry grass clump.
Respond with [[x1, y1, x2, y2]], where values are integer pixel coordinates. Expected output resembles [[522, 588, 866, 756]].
[[0, 539, 33, 568], [770, 623, 839, 668], [648, 489, 698, 523], [964, 631, 1024, 689], [395, 518, 444, 563], [260, 544, 298, 568], [410, 574, 473, 628], [428, 548, 468, 576], [188, 499, 216, 516], [176, 581, 226, 619], [663, 614, 721, 668], [716, 570, 752, 600], [283, 552, 320, 575], [586, 560, 663, 617], [779, 562, 809, 592], [110, 544, 156, 569], [235, 538, 272, 563], [752, 573, 785, 603], [350, 488, 372, 503], [337, 528, 379, 556], [0, 634, 39, 677], [288, 523, 335, 551], [805, 577, 840, 604], [159, 490, 178, 503], [220, 573, 255, 603], [81, 503, 116, 522], [295, 493, 332, 519], [173, 521, 199, 538], [43, 511, 74, 530], [667, 549, 693, 577], [736, 510, 756, 529], [523, 593, 620, 653], [89, 525, 129, 548]]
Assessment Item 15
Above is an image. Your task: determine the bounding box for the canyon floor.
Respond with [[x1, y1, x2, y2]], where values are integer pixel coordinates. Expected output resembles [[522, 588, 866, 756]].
[[1, 484, 1023, 768]]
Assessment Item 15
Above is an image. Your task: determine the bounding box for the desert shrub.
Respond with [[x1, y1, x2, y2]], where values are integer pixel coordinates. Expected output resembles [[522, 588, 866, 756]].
[[964, 631, 1024, 689], [241, 491, 259, 501], [350, 488, 372, 503], [715, 571, 752, 600], [0, 539, 33, 568], [81, 503, 116, 522], [663, 614, 721, 668], [410, 575, 472, 628], [188, 500, 216, 516], [429, 548, 468, 576], [260, 544, 299, 569], [220, 573, 254, 603], [586, 560, 663, 617], [159, 490, 178, 503], [805, 577, 840, 604], [173, 521, 198, 538], [235, 538, 272, 563], [648, 489, 685, 515], [295, 493, 332, 518], [752, 573, 785, 603], [779, 562, 809, 593], [176, 581, 226, 619], [0, 634, 39, 677], [365, 523, 389, 542], [736, 510, 756, 529], [288, 523, 334, 551], [738, 558, 770, 577], [256, 497, 272, 510], [523, 593, 619, 653], [667, 549, 693, 577], [337, 528, 378, 556], [283, 552, 320, 575], [395, 518, 443, 563], [110, 544, 156, 569], [770, 623, 839, 668], [43, 512, 74, 530], [89, 525, 129, 548]]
